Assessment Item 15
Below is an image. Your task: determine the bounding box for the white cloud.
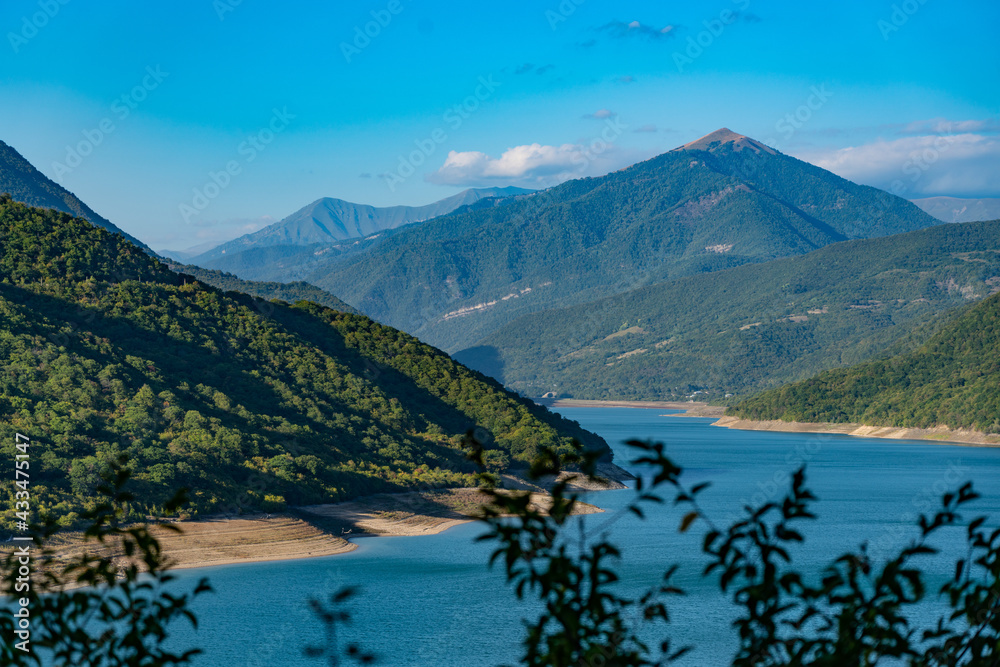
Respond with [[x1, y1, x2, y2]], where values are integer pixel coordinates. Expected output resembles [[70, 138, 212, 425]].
[[900, 117, 1000, 135], [427, 140, 641, 188], [793, 132, 1000, 197], [583, 108, 617, 119]]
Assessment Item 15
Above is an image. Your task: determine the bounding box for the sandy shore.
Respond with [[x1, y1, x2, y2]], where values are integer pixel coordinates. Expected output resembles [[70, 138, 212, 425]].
[[33, 487, 607, 575], [537, 398, 726, 417], [713, 415, 1000, 447]]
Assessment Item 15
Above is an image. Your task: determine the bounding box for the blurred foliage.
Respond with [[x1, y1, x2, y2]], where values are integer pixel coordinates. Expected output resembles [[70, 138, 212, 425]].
[[469, 436, 1000, 665]]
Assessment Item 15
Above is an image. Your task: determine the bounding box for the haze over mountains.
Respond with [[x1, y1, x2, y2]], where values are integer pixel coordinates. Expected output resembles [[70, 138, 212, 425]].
[[910, 196, 1000, 223], [190, 186, 532, 266], [297, 129, 940, 351]]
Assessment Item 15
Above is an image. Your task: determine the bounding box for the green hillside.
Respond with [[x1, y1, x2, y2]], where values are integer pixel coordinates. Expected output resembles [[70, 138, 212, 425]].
[[166, 263, 360, 314], [303, 129, 939, 351], [729, 291, 1000, 433], [0, 195, 608, 528], [455, 219, 1000, 401]]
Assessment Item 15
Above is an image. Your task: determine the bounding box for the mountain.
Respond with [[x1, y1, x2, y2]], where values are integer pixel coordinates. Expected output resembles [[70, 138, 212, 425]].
[[454, 219, 1000, 401], [0, 195, 609, 521], [302, 129, 941, 352], [910, 196, 1000, 223], [165, 263, 360, 314], [158, 240, 221, 261], [192, 186, 533, 267], [729, 290, 1000, 434], [0, 138, 149, 250]]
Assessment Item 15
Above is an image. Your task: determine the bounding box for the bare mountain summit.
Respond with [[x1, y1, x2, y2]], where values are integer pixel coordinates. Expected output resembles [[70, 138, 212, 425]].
[[678, 128, 777, 155]]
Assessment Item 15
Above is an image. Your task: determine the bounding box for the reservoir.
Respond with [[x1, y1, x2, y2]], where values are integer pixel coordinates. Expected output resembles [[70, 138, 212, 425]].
[[171, 407, 1000, 666]]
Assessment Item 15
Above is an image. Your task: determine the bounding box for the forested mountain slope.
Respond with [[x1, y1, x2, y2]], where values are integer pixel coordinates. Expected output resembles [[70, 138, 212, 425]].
[[729, 290, 1000, 433], [304, 129, 940, 351], [0, 195, 608, 527], [455, 219, 1000, 401]]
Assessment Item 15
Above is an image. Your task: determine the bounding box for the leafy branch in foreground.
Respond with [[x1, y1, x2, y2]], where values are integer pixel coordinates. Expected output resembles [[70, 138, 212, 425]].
[[468, 434, 1000, 666], [466, 435, 689, 666], [304, 586, 376, 666], [0, 456, 211, 667]]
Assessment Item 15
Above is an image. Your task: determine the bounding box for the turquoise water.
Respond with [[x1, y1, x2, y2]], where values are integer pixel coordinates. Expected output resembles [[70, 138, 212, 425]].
[[168, 408, 1000, 666]]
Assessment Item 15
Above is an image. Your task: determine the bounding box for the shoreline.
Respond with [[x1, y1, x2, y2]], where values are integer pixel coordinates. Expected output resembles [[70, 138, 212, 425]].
[[537, 398, 726, 418], [713, 415, 1000, 447], [32, 485, 614, 576]]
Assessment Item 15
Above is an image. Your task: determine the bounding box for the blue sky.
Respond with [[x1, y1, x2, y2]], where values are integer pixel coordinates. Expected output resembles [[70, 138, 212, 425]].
[[2, 0, 998, 250]]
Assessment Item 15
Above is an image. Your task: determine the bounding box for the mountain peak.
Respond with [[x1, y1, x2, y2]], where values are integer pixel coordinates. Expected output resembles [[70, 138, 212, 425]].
[[678, 128, 776, 155]]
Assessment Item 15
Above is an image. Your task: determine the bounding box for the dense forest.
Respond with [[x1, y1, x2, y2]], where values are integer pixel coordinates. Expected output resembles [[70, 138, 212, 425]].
[[729, 290, 1000, 433], [0, 196, 608, 529], [458, 219, 1000, 401]]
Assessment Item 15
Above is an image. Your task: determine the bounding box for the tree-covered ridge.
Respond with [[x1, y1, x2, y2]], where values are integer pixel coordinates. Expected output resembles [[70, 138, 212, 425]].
[[0, 196, 608, 528], [456, 219, 1000, 401], [0, 139, 149, 250], [297, 131, 938, 352], [166, 263, 359, 314], [729, 290, 1000, 433]]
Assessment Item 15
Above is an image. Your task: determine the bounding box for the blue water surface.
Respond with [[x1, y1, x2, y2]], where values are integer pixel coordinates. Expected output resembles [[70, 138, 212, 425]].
[[167, 408, 1000, 666]]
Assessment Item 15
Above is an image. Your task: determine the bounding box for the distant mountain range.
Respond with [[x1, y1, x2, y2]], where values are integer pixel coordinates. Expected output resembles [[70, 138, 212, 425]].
[[455, 218, 1000, 401], [297, 128, 941, 352], [191, 186, 533, 267], [0, 139, 149, 250], [910, 196, 1000, 223], [730, 288, 1000, 434]]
